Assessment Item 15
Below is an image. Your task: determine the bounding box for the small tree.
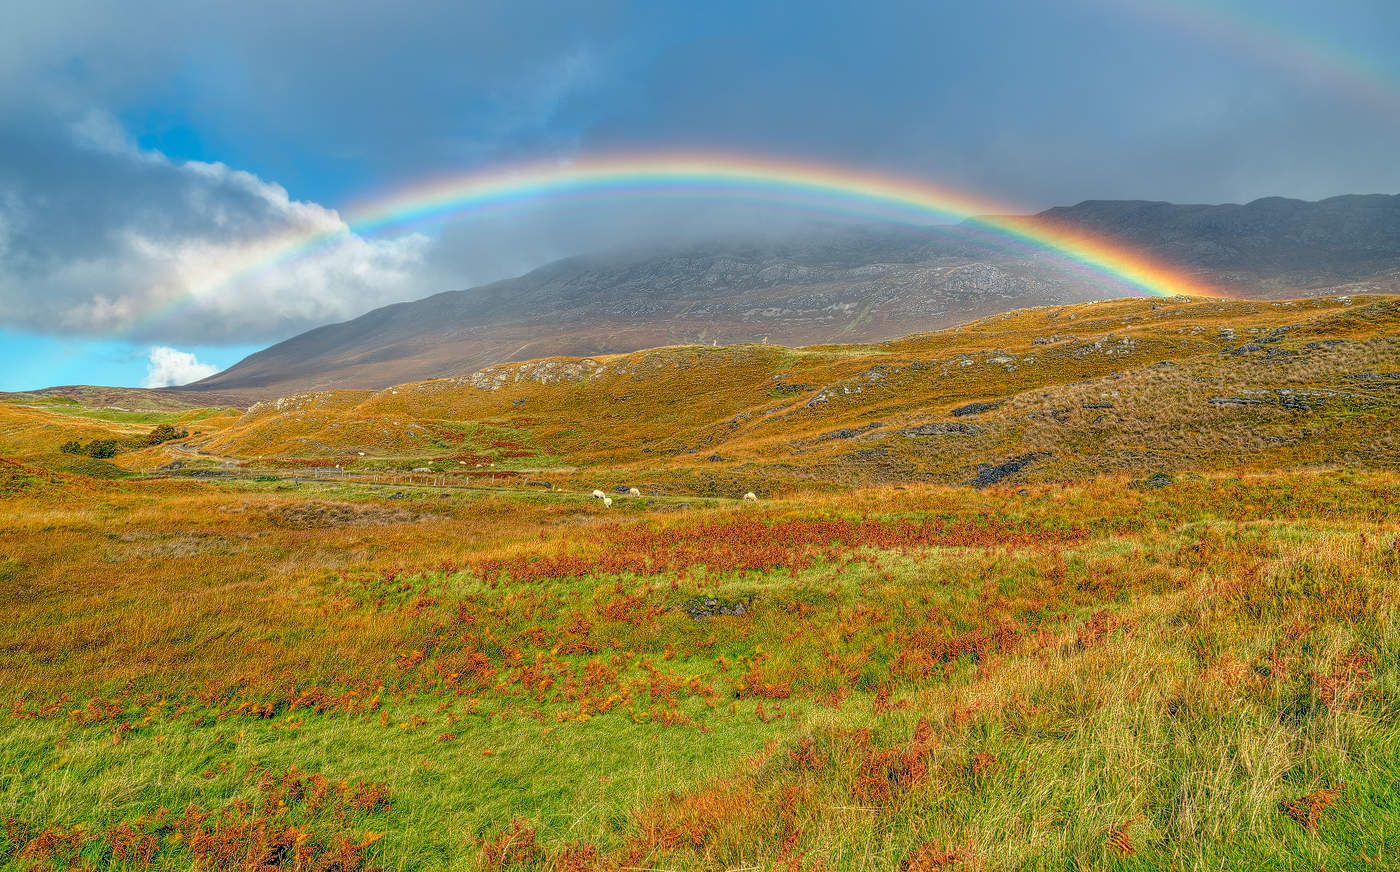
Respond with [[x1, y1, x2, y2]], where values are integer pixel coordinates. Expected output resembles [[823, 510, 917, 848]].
[[59, 439, 83, 455], [144, 424, 189, 446], [82, 439, 120, 459]]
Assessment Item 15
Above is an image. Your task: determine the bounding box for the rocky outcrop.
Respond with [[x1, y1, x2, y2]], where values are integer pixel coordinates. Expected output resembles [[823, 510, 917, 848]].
[[971, 454, 1043, 488], [900, 422, 980, 437], [952, 400, 1004, 417]]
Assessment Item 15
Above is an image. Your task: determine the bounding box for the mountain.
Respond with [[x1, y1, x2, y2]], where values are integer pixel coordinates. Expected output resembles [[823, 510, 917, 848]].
[[1036, 194, 1400, 283], [185, 225, 1110, 400], [185, 196, 1400, 401]]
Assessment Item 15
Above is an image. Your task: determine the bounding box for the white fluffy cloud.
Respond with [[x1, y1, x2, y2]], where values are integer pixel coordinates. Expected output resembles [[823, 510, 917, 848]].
[[142, 346, 220, 387], [0, 112, 433, 345]]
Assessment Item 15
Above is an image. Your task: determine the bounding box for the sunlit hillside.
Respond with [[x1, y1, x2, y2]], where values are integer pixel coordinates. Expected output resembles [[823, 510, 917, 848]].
[[192, 294, 1400, 491]]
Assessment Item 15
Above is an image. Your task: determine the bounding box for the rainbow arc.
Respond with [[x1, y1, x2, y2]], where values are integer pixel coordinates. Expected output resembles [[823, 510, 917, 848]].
[[149, 152, 1224, 335]]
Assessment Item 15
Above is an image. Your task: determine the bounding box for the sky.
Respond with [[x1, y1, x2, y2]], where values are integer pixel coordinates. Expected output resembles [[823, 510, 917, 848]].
[[2, 0, 1398, 391]]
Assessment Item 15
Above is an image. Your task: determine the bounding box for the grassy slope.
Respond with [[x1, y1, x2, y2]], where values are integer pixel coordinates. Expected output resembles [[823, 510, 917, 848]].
[[200, 295, 1400, 492], [2, 295, 1399, 871], [0, 396, 239, 480]]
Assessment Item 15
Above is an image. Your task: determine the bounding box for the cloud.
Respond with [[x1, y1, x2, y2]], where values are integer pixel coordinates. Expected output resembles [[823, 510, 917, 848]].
[[142, 346, 219, 387], [0, 111, 433, 344]]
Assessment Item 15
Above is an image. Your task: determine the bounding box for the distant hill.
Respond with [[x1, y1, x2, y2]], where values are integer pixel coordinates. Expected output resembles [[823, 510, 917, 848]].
[[8, 294, 1399, 489], [1036, 193, 1400, 279], [185, 196, 1400, 401]]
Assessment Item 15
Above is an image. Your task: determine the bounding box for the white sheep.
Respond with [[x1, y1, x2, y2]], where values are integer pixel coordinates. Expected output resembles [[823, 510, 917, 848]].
[[628, 487, 641, 496], [743, 492, 758, 502], [591, 489, 606, 499], [602, 496, 613, 508]]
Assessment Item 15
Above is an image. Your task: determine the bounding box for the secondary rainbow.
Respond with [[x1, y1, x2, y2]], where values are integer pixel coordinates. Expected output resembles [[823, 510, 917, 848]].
[[1117, 0, 1400, 122], [158, 153, 1222, 334]]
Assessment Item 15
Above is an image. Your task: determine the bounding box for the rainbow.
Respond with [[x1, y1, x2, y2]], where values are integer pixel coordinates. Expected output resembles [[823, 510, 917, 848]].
[[1116, 0, 1400, 121], [159, 152, 1223, 333]]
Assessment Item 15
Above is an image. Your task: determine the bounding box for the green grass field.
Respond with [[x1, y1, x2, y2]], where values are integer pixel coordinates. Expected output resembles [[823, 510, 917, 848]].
[[3, 465, 1397, 870]]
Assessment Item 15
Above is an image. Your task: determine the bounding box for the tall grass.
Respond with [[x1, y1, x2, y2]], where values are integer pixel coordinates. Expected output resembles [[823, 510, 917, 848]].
[[2, 459, 1397, 869]]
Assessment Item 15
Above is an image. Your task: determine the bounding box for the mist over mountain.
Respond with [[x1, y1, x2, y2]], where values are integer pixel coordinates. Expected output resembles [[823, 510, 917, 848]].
[[186, 194, 1400, 401], [184, 224, 1100, 399]]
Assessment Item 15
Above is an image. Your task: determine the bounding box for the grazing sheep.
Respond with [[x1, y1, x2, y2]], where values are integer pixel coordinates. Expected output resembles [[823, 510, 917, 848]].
[[603, 496, 613, 508], [591, 489, 606, 499], [628, 487, 641, 496], [743, 492, 758, 502]]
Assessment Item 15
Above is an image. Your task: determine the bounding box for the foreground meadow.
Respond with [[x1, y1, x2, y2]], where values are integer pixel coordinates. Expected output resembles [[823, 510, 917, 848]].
[[1, 459, 1396, 870]]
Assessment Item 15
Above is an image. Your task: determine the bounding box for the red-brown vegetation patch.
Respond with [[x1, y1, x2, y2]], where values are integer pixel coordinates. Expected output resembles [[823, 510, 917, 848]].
[[789, 737, 824, 772], [1282, 784, 1343, 832], [969, 751, 998, 780], [624, 777, 758, 860], [848, 718, 937, 804], [893, 619, 1021, 679], [1076, 609, 1132, 650], [1311, 649, 1375, 710], [479, 818, 540, 869], [476, 516, 1084, 582], [2, 765, 391, 872], [899, 842, 966, 870], [1106, 819, 1136, 856]]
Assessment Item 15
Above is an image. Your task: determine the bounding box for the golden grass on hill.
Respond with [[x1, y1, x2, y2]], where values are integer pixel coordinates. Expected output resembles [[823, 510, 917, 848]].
[[170, 295, 1400, 495]]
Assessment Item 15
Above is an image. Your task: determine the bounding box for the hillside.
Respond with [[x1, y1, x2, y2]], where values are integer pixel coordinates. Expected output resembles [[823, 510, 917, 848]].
[[0, 392, 238, 478], [4, 294, 1400, 870], [186, 196, 1400, 402], [196, 294, 1400, 493]]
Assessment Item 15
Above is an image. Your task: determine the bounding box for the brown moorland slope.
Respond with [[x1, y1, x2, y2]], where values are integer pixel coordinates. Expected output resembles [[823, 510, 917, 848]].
[[183, 227, 1115, 401], [198, 294, 1400, 492]]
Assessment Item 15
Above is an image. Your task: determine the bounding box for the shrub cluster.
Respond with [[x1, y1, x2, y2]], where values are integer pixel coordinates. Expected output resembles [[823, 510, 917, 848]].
[[59, 439, 121, 458], [144, 424, 189, 446], [58, 424, 188, 458]]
